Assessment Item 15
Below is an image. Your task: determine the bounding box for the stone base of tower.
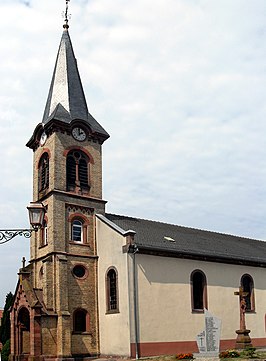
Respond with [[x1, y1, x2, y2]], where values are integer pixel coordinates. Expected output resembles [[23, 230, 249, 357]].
[[9, 355, 76, 361], [10, 270, 100, 361], [9, 354, 100, 361]]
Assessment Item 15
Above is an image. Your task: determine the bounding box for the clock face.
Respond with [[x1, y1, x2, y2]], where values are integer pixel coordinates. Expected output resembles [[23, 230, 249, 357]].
[[72, 127, 86, 141], [40, 131, 47, 146]]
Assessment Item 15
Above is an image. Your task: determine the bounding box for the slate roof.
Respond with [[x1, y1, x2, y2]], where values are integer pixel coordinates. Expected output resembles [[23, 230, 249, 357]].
[[105, 213, 266, 267], [42, 28, 109, 139]]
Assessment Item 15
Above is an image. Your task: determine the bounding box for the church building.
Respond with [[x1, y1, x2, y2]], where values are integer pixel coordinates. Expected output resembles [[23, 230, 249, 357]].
[[9, 10, 266, 361]]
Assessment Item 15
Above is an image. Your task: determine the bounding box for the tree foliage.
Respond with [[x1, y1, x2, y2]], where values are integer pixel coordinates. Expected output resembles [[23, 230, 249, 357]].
[[0, 292, 13, 345], [1, 339, 10, 361]]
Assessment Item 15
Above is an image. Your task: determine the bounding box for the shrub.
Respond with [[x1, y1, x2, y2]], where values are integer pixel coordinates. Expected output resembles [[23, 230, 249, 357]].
[[1, 339, 10, 361], [176, 353, 194, 360], [241, 347, 256, 358], [219, 349, 240, 358]]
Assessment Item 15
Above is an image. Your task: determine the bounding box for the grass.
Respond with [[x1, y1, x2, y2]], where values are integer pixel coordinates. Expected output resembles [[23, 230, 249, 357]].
[[135, 350, 266, 361]]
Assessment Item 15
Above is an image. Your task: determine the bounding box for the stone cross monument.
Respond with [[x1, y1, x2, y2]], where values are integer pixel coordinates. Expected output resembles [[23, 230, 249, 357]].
[[234, 286, 252, 348]]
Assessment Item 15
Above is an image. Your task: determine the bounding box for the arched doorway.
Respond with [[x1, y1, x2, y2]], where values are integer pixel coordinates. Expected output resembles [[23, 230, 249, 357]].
[[18, 307, 30, 355]]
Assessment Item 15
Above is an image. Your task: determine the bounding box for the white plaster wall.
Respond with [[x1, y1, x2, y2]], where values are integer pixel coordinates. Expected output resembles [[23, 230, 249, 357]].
[[96, 218, 131, 356], [135, 254, 266, 343]]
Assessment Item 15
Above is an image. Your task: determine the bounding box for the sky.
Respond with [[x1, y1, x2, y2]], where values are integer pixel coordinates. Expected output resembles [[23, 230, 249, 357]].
[[0, 0, 266, 306]]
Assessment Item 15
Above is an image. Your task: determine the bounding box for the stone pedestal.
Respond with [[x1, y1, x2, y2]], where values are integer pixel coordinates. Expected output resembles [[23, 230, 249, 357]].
[[235, 329, 252, 349], [194, 353, 220, 361]]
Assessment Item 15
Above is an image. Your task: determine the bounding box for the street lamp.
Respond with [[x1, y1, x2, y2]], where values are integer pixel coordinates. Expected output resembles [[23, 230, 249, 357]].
[[0, 202, 46, 245]]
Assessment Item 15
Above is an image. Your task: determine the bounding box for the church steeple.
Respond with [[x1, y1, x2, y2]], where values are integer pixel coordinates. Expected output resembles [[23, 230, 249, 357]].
[[27, 20, 109, 149], [42, 26, 109, 136], [42, 28, 89, 125], [11, 5, 106, 360]]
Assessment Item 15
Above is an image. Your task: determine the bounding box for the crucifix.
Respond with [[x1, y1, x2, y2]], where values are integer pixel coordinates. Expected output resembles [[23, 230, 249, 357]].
[[234, 286, 252, 348], [234, 286, 248, 331], [22, 256, 26, 269]]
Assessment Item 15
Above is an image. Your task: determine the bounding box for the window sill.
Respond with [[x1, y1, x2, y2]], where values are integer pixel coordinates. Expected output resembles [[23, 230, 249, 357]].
[[106, 309, 120, 315], [192, 309, 205, 314], [39, 244, 48, 249], [69, 241, 90, 247], [72, 331, 92, 335], [39, 189, 49, 198], [67, 189, 91, 196]]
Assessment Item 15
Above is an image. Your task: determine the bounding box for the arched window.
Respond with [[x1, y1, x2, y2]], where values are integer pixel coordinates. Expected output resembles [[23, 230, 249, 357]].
[[40, 220, 48, 247], [18, 307, 30, 331], [18, 307, 30, 354], [66, 150, 89, 193], [73, 309, 89, 333], [191, 270, 207, 312], [106, 268, 119, 313], [72, 219, 83, 242], [38, 153, 49, 192], [241, 274, 255, 312]]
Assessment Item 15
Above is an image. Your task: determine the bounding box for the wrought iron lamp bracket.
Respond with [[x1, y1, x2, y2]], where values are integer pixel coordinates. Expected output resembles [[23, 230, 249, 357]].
[[0, 228, 38, 245]]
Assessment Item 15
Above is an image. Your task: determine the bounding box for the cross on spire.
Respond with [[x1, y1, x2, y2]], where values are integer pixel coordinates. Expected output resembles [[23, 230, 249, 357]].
[[63, 0, 70, 29]]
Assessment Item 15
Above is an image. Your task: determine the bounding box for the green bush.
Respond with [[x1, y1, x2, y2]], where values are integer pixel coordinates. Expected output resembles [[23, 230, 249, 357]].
[[240, 347, 256, 358], [1, 339, 10, 361]]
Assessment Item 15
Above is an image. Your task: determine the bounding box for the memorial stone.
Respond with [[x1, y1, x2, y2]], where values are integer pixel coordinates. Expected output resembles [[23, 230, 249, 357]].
[[195, 309, 221, 360]]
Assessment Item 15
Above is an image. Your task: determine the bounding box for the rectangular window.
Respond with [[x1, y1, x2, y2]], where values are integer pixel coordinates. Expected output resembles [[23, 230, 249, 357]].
[[72, 220, 83, 242]]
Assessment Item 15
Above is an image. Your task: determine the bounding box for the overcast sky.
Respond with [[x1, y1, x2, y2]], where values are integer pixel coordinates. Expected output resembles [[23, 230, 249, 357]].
[[0, 0, 266, 306]]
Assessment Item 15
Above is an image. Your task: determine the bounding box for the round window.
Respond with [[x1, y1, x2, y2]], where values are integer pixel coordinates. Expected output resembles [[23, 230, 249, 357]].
[[73, 265, 87, 279]]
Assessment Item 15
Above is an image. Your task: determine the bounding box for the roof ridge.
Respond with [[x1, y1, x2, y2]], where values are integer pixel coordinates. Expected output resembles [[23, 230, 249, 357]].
[[106, 213, 264, 243]]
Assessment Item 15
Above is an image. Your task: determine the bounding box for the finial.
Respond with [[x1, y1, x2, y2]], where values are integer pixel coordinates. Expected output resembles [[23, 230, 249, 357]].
[[22, 257, 26, 268], [63, 0, 70, 29]]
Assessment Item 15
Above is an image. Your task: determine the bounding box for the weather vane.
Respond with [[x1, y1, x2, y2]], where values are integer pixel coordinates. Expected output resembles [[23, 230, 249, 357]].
[[63, 0, 71, 29]]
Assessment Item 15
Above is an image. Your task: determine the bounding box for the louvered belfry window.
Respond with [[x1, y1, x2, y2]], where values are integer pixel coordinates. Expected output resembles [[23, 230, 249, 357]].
[[66, 150, 89, 193], [79, 158, 88, 189], [39, 153, 49, 192]]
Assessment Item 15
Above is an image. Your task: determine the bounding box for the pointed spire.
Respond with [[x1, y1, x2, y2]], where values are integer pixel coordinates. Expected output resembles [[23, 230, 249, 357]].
[[26, 2, 109, 149], [42, 29, 89, 124], [41, 4, 109, 139]]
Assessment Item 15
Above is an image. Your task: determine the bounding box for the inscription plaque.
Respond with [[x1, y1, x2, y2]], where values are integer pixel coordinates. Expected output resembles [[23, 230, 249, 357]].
[[196, 309, 221, 357]]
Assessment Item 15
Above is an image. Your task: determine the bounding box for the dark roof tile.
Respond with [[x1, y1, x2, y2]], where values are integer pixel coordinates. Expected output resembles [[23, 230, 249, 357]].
[[105, 213, 266, 266]]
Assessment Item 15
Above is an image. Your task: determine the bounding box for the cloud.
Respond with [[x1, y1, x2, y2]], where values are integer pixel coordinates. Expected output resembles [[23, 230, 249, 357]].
[[20, 0, 31, 7], [0, 0, 266, 305]]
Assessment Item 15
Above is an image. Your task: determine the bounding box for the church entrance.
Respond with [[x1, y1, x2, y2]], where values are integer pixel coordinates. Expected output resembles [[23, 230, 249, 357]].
[[18, 307, 30, 355]]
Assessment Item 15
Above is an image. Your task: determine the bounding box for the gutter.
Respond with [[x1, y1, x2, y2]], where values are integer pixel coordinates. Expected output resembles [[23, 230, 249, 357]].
[[128, 244, 139, 359]]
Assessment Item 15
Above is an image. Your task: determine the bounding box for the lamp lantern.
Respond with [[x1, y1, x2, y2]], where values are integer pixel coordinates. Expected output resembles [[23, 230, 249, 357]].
[[27, 202, 46, 230]]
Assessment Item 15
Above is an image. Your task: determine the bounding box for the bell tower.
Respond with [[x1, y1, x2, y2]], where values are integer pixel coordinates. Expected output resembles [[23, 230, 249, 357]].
[[10, 6, 109, 360]]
